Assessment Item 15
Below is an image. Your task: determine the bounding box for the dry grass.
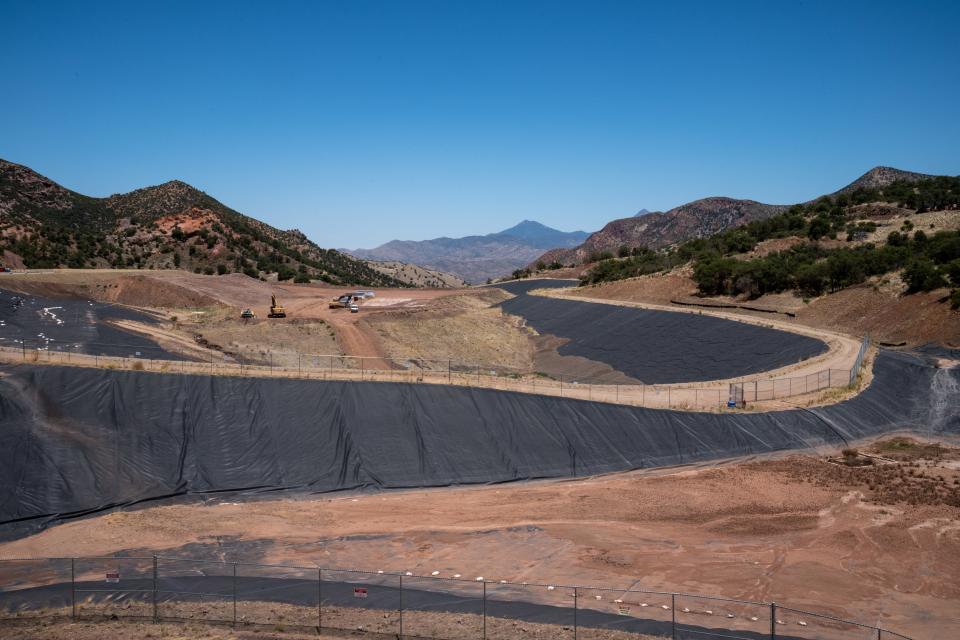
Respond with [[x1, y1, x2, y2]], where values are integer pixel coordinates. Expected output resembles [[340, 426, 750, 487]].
[[363, 290, 536, 370], [768, 438, 960, 508]]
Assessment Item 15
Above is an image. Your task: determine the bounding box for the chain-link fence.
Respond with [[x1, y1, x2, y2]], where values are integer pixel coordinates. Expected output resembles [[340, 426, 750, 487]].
[[0, 333, 871, 412], [0, 556, 914, 639], [728, 336, 870, 406]]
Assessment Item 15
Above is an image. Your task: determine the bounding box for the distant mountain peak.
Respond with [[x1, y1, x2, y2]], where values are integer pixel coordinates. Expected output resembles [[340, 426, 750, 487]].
[[351, 220, 590, 283], [834, 166, 934, 195], [532, 166, 949, 269], [501, 219, 550, 232]]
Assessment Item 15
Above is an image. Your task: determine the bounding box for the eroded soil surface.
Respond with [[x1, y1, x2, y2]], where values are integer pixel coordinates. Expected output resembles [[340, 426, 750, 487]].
[[2, 438, 957, 638]]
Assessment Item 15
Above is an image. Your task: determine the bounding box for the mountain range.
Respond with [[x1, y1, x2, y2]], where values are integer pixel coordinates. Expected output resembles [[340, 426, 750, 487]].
[[349, 220, 589, 283], [533, 167, 937, 268], [0, 159, 406, 287]]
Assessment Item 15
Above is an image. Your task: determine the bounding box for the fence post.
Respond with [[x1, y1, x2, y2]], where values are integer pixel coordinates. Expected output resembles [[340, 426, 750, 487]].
[[152, 555, 158, 622], [318, 568, 323, 630], [399, 573, 403, 638], [448, 359, 451, 384], [231, 562, 237, 626], [71, 557, 76, 620], [560, 375, 563, 397], [770, 601, 776, 639], [671, 593, 676, 639], [573, 586, 578, 640], [270, 352, 273, 374], [298, 353, 301, 377], [361, 357, 365, 381], [482, 580, 487, 640]]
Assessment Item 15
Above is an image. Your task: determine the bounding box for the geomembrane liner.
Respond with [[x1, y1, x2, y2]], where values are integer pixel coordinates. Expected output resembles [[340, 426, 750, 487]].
[[495, 279, 829, 384], [1, 350, 956, 532]]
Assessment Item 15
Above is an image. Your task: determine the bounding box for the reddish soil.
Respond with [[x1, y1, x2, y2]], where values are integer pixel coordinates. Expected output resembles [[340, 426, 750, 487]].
[[3, 438, 957, 639]]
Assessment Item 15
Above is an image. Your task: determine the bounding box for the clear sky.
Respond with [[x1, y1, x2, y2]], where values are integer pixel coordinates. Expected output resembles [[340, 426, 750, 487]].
[[2, 1, 958, 248]]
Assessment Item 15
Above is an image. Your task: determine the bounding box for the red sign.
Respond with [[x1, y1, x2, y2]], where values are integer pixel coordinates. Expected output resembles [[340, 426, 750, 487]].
[[353, 587, 368, 599], [105, 572, 120, 583]]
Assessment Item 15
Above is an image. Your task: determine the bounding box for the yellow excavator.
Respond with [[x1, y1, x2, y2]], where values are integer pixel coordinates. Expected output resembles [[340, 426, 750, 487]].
[[267, 294, 287, 318]]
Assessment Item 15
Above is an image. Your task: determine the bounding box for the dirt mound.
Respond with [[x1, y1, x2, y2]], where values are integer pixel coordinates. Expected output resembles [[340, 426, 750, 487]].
[[94, 275, 224, 309]]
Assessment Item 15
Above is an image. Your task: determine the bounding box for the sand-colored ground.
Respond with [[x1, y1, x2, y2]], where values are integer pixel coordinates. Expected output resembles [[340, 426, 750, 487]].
[[361, 288, 535, 371], [0, 269, 479, 363], [2, 438, 957, 639]]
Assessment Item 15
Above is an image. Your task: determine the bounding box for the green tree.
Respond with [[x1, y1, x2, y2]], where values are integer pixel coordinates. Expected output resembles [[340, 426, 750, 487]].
[[903, 259, 946, 292]]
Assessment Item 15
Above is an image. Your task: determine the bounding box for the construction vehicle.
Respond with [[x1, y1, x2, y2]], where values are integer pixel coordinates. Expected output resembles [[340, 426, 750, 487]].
[[328, 294, 353, 309], [240, 308, 255, 319], [267, 294, 287, 318]]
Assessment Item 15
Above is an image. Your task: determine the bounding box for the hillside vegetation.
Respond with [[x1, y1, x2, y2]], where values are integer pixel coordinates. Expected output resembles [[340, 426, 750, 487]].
[[0, 159, 405, 287], [577, 176, 960, 308]]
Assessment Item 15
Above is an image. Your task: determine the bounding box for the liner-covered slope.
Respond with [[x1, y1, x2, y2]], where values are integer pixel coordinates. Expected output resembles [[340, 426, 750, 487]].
[[494, 279, 828, 383], [0, 350, 956, 532]]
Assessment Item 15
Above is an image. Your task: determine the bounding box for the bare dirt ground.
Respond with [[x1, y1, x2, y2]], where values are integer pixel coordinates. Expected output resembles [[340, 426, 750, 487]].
[[3, 438, 957, 638], [0, 269, 481, 363], [361, 288, 535, 371]]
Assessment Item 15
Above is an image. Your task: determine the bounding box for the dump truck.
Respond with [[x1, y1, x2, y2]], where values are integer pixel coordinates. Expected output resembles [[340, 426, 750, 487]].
[[267, 294, 287, 318]]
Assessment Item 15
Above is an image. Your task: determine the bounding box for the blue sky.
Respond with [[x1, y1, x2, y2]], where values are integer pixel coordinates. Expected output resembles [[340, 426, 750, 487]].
[[2, 1, 958, 248]]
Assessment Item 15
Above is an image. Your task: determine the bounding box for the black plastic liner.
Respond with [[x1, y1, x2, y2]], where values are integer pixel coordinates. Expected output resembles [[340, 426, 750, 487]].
[[0, 287, 178, 359], [1, 350, 956, 533], [494, 279, 828, 384]]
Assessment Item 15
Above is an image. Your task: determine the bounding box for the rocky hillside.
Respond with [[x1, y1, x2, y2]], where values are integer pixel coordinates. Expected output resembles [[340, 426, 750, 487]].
[[351, 220, 588, 283], [0, 159, 405, 287], [363, 260, 467, 288], [831, 166, 934, 196], [533, 167, 937, 268], [537, 198, 785, 266]]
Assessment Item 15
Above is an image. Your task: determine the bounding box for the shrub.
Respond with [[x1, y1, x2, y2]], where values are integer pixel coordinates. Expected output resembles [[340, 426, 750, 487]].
[[903, 259, 947, 293]]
